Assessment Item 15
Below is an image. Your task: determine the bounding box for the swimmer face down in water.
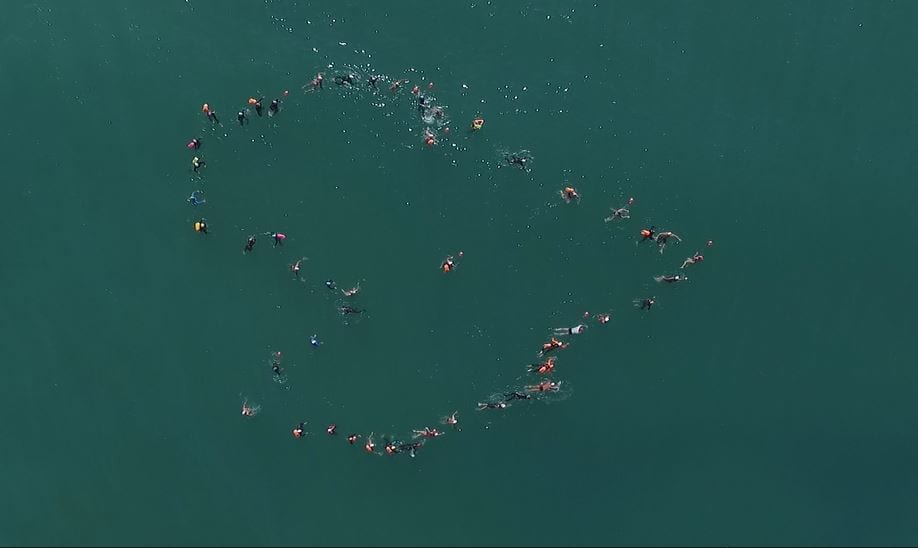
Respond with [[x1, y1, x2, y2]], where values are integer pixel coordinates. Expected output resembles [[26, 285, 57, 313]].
[[538, 337, 568, 357], [654, 274, 686, 284], [655, 231, 682, 254], [681, 252, 704, 269], [554, 324, 586, 336], [244, 235, 256, 254], [477, 401, 509, 410]]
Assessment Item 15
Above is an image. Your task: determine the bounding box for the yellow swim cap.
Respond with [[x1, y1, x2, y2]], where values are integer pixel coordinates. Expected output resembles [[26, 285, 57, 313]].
[[194, 222, 202, 231]]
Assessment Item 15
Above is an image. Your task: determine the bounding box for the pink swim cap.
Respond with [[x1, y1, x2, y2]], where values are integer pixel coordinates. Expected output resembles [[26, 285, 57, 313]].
[[277, 233, 286, 239], [186, 141, 195, 149]]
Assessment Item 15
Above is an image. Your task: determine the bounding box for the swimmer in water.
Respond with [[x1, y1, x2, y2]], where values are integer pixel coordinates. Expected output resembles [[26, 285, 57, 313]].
[[527, 380, 561, 393], [398, 441, 423, 457], [341, 284, 360, 297], [271, 362, 283, 376], [291, 258, 304, 279], [681, 252, 704, 269], [655, 231, 682, 254], [187, 190, 206, 206], [202, 104, 219, 124], [292, 423, 306, 438], [339, 305, 363, 315], [267, 232, 286, 247], [506, 153, 530, 170], [187, 138, 201, 150], [605, 205, 631, 222], [194, 219, 208, 234], [325, 279, 337, 291], [554, 324, 587, 336], [412, 427, 444, 439], [635, 296, 656, 310], [384, 440, 399, 455], [241, 399, 259, 417], [390, 79, 405, 92], [269, 98, 280, 116], [424, 129, 436, 147], [347, 433, 360, 445], [654, 274, 686, 284], [640, 226, 656, 242], [441, 411, 459, 427], [471, 118, 485, 131], [237, 110, 248, 126], [334, 73, 356, 86], [305, 72, 324, 92], [365, 433, 376, 453], [505, 391, 532, 401], [441, 252, 463, 273], [538, 337, 569, 357], [253, 98, 263, 117], [192, 156, 206, 173], [477, 401, 508, 410], [597, 313, 611, 325], [529, 356, 556, 375], [560, 186, 580, 203], [243, 235, 256, 254], [326, 424, 337, 436], [367, 74, 380, 88], [309, 334, 321, 348]]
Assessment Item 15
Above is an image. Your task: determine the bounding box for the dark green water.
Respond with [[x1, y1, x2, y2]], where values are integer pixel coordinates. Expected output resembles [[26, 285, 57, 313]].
[[2, 1, 916, 545]]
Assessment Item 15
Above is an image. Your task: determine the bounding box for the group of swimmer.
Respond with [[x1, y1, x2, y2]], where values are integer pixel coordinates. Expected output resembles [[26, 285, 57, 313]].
[[182, 62, 713, 460]]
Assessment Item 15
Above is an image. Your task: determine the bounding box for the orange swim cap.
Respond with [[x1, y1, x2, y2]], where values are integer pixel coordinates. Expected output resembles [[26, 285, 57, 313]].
[[202, 103, 209, 113], [641, 229, 651, 237], [248, 98, 257, 105]]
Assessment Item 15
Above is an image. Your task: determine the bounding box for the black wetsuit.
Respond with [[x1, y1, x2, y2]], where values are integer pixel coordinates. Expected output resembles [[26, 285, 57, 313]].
[[641, 299, 655, 310], [368, 75, 380, 87], [272, 364, 282, 375], [208, 111, 219, 124], [244, 237, 256, 253], [254, 99, 263, 117], [238, 111, 247, 125], [340, 305, 363, 315], [334, 74, 355, 86], [269, 99, 279, 114], [505, 392, 531, 401], [507, 155, 529, 169], [325, 280, 336, 290]]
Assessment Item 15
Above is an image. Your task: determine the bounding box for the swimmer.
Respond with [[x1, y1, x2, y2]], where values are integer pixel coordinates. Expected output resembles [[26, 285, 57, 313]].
[[654, 274, 686, 284], [341, 284, 360, 297], [441, 411, 459, 427], [538, 337, 568, 357], [241, 399, 259, 417], [417, 94, 428, 112], [367, 74, 380, 88], [504, 391, 532, 401], [441, 253, 462, 273], [430, 106, 445, 119], [347, 433, 360, 445], [268, 232, 286, 247], [243, 235, 256, 254], [506, 153, 530, 170], [326, 424, 337, 436], [471, 118, 485, 131], [604, 206, 631, 222], [237, 110, 248, 126], [192, 156, 206, 173], [269, 98, 280, 116], [334, 73, 356, 86], [412, 427, 444, 439], [271, 362, 283, 376], [424, 129, 436, 147], [365, 434, 376, 453], [384, 441, 399, 455], [681, 252, 704, 269], [306, 72, 324, 92], [202, 103, 219, 124], [291, 258, 304, 279], [325, 279, 337, 291], [187, 138, 201, 150], [655, 231, 682, 254], [597, 313, 611, 325], [640, 226, 656, 242], [389, 79, 405, 92], [529, 356, 556, 375], [194, 219, 208, 234], [253, 98, 263, 117], [477, 401, 508, 410], [526, 380, 561, 393], [560, 186, 580, 203], [309, 334, 321, 348], [292, 423, 306, 438], [397, 441, 423, 457], [553, 324, 587, 336], [635, 296, 656, 310], [339, 305, 363, 315], [187, 190, 206, 206]]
